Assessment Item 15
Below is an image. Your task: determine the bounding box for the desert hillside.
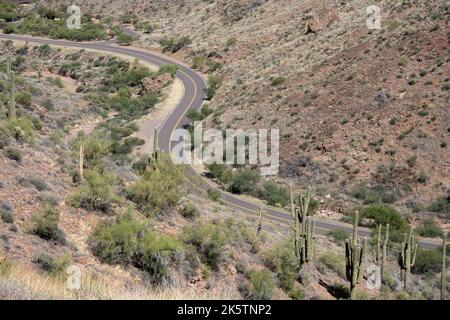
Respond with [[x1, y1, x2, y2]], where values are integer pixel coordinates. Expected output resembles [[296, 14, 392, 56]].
[[0, 0, 448, 301]]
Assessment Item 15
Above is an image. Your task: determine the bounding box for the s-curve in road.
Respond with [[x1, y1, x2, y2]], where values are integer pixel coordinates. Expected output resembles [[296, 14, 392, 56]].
[[0, 33, 441, 250]]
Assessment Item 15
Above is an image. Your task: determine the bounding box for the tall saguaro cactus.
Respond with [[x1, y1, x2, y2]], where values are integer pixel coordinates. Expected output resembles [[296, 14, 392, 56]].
[[373, 223, 390, 281], [290, 186, 315, 268], [381, 224, 389, 281], [345, 211, 367, 300], [79, 143, 84, 182], [257, 208, 263, 236], [442, 233, 447, 300], [399, 227, 418, 290], [6, 57, 16, 120], [153, 127, 160, 160]]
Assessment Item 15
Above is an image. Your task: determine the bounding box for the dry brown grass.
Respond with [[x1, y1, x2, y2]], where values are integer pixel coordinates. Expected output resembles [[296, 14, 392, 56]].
[[0, 262, 239, 300]]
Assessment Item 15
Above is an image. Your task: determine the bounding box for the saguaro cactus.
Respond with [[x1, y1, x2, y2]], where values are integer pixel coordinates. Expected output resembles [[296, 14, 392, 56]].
[[290, 186, 315, 268], [381, 224, 389, 281], [399, 227, 418, 290], [257, 208, 263, 236], [153, 127, 160, 160], [345, 211, 367, 300], [79, 143, 84, 181], [373, 223, 390, 281], [7, 57, 16, 120], [442, 233, 447, 300]]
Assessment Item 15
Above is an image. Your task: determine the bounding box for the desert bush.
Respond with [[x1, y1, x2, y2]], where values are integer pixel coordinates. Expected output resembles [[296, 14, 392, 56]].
[[428, 194, 450, 216], [4, 117, 35, 143], [128, 154, 183, 216], [411, 248, 443, 275], [69, 169, 117, 212], [37, 191, 60, 206], [206, 75, 222, 100], [181, 202, 199, 219], [89, 214, 179, 284], [192, 56, 204, 69], [157, 64, 179, 78], [206, 163, 233, 185], [326, 229, 350, 245], [15, 91, 32, 106], [0, 203, 13, 223], [4, 147, 22, 163], [32, 253, 71, 277], [182, 221, 232, 270], [247, 269, 275, 300], [207, 188, 221, 202], [228, 168, 260, 194], [416, 219, 443, 238], [159, 36, 192, 53], [318, 251, 345, 278], [78, 136, 110, 169], [31, 203, 60, 241], [271, 76, 286, 86], [264, 240, 297, 291], [117, 32, 135, 46], [256, 181, 289, 207], [361, 205, 407, 230]]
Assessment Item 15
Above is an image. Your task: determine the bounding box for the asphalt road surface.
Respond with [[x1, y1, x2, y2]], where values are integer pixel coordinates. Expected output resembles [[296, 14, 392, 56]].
[[0, 32, 441, 250]]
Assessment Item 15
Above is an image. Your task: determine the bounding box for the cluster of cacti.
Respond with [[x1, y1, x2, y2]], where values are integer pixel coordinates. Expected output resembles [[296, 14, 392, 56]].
[[345, 211, 367, 300], [373, 223, 390, 282], [6, 57, 16, 120], [290, 186, 315, 268], [399, 227, 418, 290], [442, 233, 447, 300]]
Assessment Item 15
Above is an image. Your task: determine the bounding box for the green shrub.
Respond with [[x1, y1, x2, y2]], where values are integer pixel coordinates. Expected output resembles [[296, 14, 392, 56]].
[[416, 219, 443, 238], [428, 194, 450, 215], [89, 214, 179, 284], [247, 269, 275, 300], [206, 163, 233, 185], [228, 168, 260, 194], [207, 188, 221, 202], [128, 155, 184, 216], [69, 169, 117, 212], [32, 253, 71, 277], [326, 229, 350, 244], [181, 203, 199, 219], [361, 205, 407, 230], [264, 240, 297, 291], [4, 117, 35, 143], [411, 248, 443, 275], [256, 181, 289, 207], [117, 32, 135, 46], [15, 91, 32, 106], [271, 76, 286, 86], [318, 251, 345, 278], [31, 203, 60, 241], [289, 287, 305, 300], [182, 221, 232, 270], [159, 36, 192, 53], [4, 147, 22, 163], [79, 136, 110, 169], [206, 75, 222, 100], [0, 203, 13, 223]]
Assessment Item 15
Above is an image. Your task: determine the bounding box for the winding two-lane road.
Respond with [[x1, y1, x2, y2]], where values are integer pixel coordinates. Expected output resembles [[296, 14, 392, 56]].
[[0, 33, 441, 249]]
